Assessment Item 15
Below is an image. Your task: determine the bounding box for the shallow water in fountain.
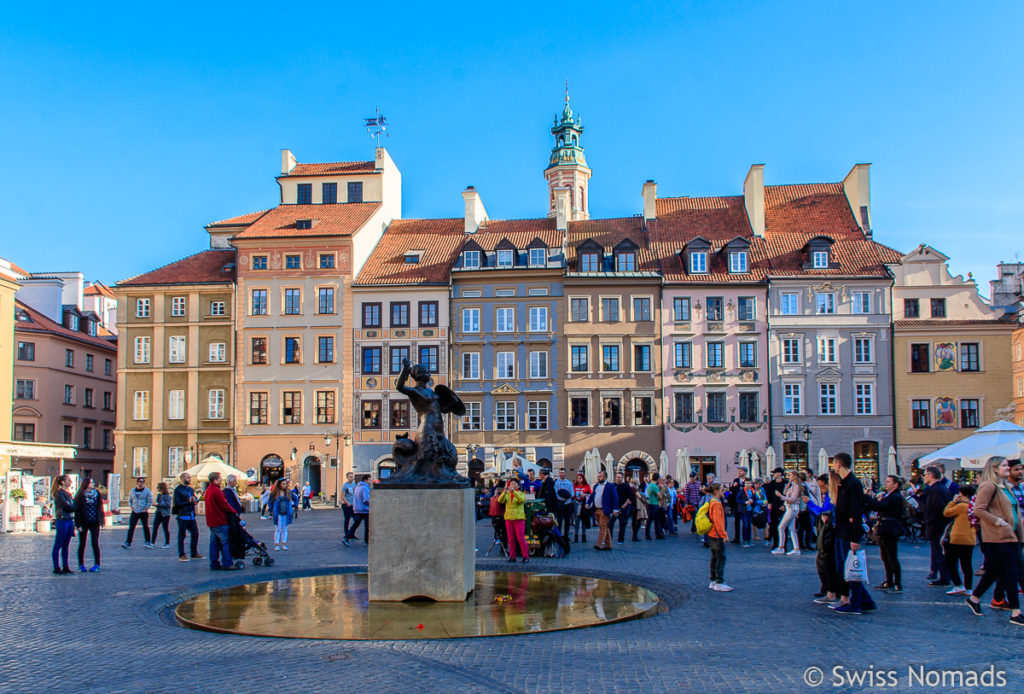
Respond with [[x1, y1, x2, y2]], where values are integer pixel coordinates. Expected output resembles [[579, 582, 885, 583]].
[[175, 570, 659, 639]]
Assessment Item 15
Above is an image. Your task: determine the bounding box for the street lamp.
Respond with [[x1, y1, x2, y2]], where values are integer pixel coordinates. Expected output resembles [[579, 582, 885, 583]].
[[780, 425, 813, 467], [324, 430, 351, 507]]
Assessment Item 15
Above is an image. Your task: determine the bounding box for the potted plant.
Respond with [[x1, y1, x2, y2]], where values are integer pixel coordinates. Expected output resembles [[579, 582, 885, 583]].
[[9, 514, 25, 531], [36, 514, 52, 533]]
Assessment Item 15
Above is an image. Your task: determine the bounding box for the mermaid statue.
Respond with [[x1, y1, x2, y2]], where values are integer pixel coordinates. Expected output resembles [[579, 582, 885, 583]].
[[382, 358, 470, 486]]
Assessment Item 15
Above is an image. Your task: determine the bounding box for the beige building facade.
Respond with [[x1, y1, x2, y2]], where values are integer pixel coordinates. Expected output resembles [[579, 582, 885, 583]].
[[115, 251, 237, 490], [889, 245, 1015, 473], [0, 259, 22, 475]]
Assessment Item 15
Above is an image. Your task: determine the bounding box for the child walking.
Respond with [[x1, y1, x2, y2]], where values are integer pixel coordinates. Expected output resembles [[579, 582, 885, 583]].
[[708, 483, 733, 592]]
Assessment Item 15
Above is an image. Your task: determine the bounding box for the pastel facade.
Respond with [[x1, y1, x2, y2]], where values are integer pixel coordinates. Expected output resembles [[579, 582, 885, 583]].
[[650, 190, 770, 481], [1014, 323, 1024, 428], [115, 251, 236, 486], [218, 148, 400, 497], [889, 245, 1015, 470], [0, 259, 22, 475], [352, 218, 464, 477]]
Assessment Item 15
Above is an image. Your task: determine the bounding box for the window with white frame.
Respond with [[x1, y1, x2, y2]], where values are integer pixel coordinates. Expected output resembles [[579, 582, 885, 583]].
[[816, 293, 835, 314], [461, 402, 481, 430], [571, 345, 589, 372], [495, 401, 516, 430], [528, 287, 548, 296], [497, 249, 514, 268], [783, 383, 802, 415], [528, 400, 549, 430], [210, 300, 226, 316], [496, 307, 515, 332], [496, 351, 515, 378], [819, 383, 837, 415], [673, 296, 691, 321], [209, 342, 226, 362], [168, 390, 185, 420], [602, 345, 620, 371], [134, 336, 151, 364], [737, 296, 756, 321], [168, 447, 185, 478], [729, 251, 748, 273], [690, 252, 707, 274], [782, 338, 801, 364], [812, 251, 829, 268], [133, 390, 150, 420], [616, 252, 636, 272], [739, 341, 757, 368], [632, 297, 652, 321], [780, 292, 799, 315], [633, 396, 653, 425], [136, 298, 150, 318], [529, 248, 546, 267], [529, 351, 548, 378], [461, 308, 480, 333], [208, 389, 225, 419], [817, 336, 837, 363], [855, 383, 874, 415], [462, 250, 480, 268], [851, 291, 871, 314], [854, 337, 873, 363], [602, 397, 622, 426], [601, 297, 620, 321], [168, 336, 186, 363], [132, 447, 148, 477], [570, 297, 589, 322], [529, 306, 548, 332], [462, 352, 480, 379], [171, 296, 186, 317], [674, 342, 692, 368]]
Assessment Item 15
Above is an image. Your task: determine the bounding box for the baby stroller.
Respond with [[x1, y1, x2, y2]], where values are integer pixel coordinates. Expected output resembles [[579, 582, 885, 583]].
[[230, 519, 275, 567], [532, 513, 570, 558]]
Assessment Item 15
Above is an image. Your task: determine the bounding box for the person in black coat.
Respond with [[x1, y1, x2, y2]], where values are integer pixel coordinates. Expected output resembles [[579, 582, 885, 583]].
[[922, 465, 953, 585], [727, 467, 749, 543], [867, 475, 905, 592], [763, 468, 787, 549], [831, 452, 876, 614], [74, 477, 105, 571], [538, 469, 558, 514]]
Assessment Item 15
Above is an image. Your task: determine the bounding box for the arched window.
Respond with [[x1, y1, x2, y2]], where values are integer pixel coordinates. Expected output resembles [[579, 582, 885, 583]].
[[579, 186, 585, 211]]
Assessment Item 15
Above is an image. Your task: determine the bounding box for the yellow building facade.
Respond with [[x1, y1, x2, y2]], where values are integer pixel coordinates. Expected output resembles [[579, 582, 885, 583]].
[[0, 259, 23, 474]]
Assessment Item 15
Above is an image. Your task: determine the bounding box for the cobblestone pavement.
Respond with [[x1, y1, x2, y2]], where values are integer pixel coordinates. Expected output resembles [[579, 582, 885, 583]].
[[2, 509, 1022, 693]]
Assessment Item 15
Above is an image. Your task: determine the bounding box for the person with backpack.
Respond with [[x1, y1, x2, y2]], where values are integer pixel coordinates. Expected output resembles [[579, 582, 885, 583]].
[[701, 483, 732, 591], [943, 485, 977, 596], [269, 479, 294, 550], [868, 475, 905, 593], [810, 472, 838, 604]]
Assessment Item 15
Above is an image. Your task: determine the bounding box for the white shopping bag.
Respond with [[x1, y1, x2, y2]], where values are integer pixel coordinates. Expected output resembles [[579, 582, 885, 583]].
[[843, 548, 869, 583]]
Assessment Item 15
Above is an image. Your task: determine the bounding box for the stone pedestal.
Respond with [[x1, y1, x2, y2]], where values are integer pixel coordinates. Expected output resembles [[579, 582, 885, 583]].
[[368, 487, 475, 602]]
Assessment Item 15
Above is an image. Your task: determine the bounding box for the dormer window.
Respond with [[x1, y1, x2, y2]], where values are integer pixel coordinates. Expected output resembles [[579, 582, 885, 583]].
[[529, 248, 546, 267], [812, 251, 829, 269], [403, 251, 422, 264], [729, 251, 748, 273], [296, 219, 313, 230], [463, 250, 480, 269], [690, 252, 708, 274], [68, 314, 79, 331], [581, 253, 600, 272], [497, 249, 514, 268], [87, 320, 97, 336], [615, 252, 636, 272]]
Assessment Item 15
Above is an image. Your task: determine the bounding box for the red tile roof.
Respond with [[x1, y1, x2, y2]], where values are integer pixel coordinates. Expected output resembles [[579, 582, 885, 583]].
[[468, 218, 562, 250], [282, 161, 376, 177], [206, 209, 271, 228], [355, 219, 466, 286], [84, 282, 116, 298], [15, 300, 117, 351], [231, 203, 381, 239], [764, 183, 860, 236], [117, 249, 237, 287], [565, 217, 660, 273]]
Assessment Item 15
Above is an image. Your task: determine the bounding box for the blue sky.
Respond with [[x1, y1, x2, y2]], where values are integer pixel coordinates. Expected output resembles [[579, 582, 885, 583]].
[[2, 1, 1021, 293]]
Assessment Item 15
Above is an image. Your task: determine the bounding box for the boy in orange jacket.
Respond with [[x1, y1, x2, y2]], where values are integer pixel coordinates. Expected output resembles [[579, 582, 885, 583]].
[[708, 483, 733, 592]]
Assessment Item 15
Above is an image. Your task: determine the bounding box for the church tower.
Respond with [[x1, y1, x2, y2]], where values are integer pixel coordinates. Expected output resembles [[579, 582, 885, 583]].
[[544, 90, 591, 220]]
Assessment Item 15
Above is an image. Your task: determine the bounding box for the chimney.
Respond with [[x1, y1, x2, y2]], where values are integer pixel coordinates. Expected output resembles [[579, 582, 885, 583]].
[[743, 164, 765, 237], [462, 186, 488, 234], [843, 163, 872, 237], [281, 149, 297, 175], [554, 188, 571, 231], [642, 180, 657, 224]]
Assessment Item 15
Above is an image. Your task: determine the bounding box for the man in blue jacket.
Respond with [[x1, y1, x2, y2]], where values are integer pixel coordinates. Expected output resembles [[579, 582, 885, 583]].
[[343, 475, 371, 547], [591, 470, 619, 551]]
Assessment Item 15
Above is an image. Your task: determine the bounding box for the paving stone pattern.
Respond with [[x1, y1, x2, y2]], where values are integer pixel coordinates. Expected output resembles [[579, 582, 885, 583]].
[[1, 510, 1022, 693]]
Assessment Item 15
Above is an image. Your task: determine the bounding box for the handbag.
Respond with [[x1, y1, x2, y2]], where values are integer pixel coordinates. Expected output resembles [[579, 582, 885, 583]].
[[843, 549, 869, 583]]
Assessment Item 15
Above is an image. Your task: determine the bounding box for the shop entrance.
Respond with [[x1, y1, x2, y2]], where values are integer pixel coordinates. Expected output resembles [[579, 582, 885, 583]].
[[260, 455, 284, 485]]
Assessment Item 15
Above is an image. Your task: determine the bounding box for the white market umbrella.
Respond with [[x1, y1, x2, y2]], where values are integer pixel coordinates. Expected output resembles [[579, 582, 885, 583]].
[[584, 451, 597, 485], [680, 446, 689, 480], [886, 446, 898, 477], [659, 450, 669, 478], [750, 450, 761, 479], [765, 446, 777, 477], [675, 449, 686, 482], [185, 457, 247, 482], [817, 448, 830, 475], [920, 420, 1024, 469], [605, 453, 615, 474], [738, 448, 749, 474]]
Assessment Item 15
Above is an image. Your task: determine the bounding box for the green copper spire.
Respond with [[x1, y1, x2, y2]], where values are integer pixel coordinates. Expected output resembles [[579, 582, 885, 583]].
[[548, 86, 586, 168]]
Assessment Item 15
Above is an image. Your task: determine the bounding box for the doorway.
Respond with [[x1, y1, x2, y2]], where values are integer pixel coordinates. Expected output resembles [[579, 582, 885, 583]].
[[303, 456, 322, 496], [624, 458, 649, 484], [260, 454, 284, 485]]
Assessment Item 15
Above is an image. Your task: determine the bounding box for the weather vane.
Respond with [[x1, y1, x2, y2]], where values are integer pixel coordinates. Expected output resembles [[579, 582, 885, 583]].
[[365, 107, 388, 147]]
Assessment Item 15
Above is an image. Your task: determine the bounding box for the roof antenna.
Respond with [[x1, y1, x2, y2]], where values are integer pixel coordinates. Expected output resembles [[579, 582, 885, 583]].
[[565, 78, 570, 104], [365, 107, 388, 147]]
